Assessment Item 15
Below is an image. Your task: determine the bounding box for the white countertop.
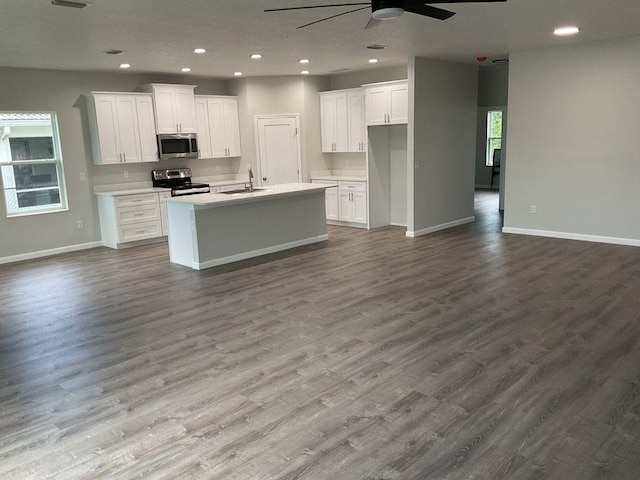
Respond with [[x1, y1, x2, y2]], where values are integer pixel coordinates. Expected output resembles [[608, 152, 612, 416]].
[[95, 187, 169, 196], [167, 183, 330, 207], [310, 175, 367, 182]]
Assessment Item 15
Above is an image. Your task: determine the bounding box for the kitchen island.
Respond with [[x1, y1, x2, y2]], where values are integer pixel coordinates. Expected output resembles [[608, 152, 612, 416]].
[[165, 183, 331, 269]]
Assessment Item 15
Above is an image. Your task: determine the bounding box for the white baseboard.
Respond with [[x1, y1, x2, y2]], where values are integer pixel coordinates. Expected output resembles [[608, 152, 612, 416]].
[[193, 234, 329, 270], [406, 217, 475, 238], [502, 227, 640, 247], [0, 241, 103, 265]]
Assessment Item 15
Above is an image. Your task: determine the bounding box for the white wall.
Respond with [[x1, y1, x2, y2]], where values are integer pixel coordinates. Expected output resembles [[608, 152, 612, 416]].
[[408, 57, 478, 236], [503, 36, 640, 245]]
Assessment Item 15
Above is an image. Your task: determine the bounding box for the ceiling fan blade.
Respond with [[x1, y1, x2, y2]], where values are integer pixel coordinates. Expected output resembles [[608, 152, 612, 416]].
[[296, 6, 370, 29], [365, 17, 381, 29], [265, 3, 369, 12], [404, 2, 456, 20], [425, 0, 507, 3]]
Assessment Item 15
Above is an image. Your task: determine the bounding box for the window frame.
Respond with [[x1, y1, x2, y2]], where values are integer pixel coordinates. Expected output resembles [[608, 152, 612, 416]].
[[485, 110, 503, 167], [0, 111, 69, 217]]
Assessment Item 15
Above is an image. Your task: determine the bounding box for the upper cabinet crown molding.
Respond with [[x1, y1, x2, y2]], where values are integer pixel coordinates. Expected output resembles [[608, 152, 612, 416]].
[[140, 83, 197, 135], [85, 92, 158, 165], [364, 80, 408, 126], [319, 88, 366, 153], [194, 95, 242, 159]]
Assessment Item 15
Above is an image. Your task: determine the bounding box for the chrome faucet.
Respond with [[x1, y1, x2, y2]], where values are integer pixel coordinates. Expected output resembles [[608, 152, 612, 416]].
[[246, 164, 254, 192]]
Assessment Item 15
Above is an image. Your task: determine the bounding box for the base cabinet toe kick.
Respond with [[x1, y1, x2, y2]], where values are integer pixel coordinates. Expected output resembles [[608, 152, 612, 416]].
[[165, 183, 331, 270]]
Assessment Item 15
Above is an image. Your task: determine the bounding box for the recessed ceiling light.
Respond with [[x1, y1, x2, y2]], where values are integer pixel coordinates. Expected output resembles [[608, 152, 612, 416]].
[[299, 59, 310, 64], [194, 48, 206, 54], [119, 63, 130, 69], [251, 54, 263, 60], [368, 59, 378, 64], [51, 0, 91, 9], [234, 71, 243, 76], [301, 70, 310, 75], [554, 26, 580, 36], [181, 67, 191, 73]]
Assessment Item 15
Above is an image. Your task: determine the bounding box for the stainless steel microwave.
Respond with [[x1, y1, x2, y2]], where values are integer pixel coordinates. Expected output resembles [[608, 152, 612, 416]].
[[157, 133, 198, 160]]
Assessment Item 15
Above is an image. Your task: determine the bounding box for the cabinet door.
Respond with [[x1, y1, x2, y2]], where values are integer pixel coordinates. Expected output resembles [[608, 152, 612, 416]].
[[206, 98, 227, 158], [194, 97, 212, 159], [115, 96, 141, 163], [320, 94, 336, 152], [334, 92, 348, 152], [338, 190, 353, 222], [325, 187, 339, 221], [223, 98, 242, 157], [347, 90, 366, 152], [388, 83, 408, 125], [135, 96, 159, 162], [154, 89, 178, 134], [93, 95, 121, 164], [365, 87, 388, 126], [352, 191, 367, 224], [173, 89, 197, 133]]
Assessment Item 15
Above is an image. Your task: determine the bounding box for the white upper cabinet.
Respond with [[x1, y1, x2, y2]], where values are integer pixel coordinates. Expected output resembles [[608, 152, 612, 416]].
[[320, 91, 348, 153], [194, 95, 242, 159], [85, 92, 158, 165], [141, 84, 197, 134], [365, 80, 408, 126], [320, 88, 365, 153]]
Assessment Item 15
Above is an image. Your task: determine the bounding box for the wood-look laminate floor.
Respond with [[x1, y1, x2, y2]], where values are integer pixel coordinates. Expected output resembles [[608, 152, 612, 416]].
[[2, 191, 640, 480]]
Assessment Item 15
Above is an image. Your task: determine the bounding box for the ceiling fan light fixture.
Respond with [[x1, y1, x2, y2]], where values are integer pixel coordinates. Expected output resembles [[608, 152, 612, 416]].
[[371, 7, 404, 20]]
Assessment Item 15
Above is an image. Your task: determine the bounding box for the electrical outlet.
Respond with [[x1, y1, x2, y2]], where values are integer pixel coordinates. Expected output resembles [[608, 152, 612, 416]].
[[216, 164, 221, 172], [123, 170, 129, 179], [415, 161, 420, 170], [530, 205, 537, 214], [76, 220, 84, 229], [79, 172, 86, 181]]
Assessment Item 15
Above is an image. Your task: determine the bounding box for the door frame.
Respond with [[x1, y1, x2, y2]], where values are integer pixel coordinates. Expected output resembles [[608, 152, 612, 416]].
[[253, 114, 303, 186]]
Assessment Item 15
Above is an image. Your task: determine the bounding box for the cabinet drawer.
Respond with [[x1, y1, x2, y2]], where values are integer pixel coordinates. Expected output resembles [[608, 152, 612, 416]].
[[339, 181, 366, 192], [116, 204, 161, 225], [114, 192, 159, 207], [117, 221, 162, 243]]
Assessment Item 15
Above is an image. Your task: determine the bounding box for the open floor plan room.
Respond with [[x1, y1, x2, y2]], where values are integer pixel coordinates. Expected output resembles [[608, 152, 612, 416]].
[[1, 193, 640, 479]]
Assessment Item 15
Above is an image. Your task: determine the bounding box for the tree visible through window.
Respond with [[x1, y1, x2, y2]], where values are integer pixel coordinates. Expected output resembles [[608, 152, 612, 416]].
[[0, 112, 68, 216], [486, 110, 502, 167]]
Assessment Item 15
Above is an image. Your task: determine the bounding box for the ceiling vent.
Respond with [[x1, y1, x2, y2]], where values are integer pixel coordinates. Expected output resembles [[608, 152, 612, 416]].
[[51, 0, 91, 9], [366, 44, 388, 50], [105, 49, 125, 55]]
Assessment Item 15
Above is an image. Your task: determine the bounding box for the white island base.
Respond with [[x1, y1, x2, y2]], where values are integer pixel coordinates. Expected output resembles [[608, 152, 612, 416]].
[[166, 183, 329, 270]]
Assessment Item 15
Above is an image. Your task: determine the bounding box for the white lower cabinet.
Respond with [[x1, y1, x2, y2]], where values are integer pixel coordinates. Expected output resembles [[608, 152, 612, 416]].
[[312, 180, 367, 227], [97, 191, 165, 249]]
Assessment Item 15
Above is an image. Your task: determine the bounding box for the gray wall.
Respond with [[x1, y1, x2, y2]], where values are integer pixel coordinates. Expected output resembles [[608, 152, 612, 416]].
[[408, 57, 478, 235], [0, 67, 229, 259], [227, 75, 330, 182], [503, 36, 640, 243], [475, 67, 509, 189], [329, 65, 408, 90]]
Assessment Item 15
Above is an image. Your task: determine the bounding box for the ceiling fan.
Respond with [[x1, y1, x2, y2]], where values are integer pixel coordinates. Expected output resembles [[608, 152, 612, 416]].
[[265, 0, 507, 29]]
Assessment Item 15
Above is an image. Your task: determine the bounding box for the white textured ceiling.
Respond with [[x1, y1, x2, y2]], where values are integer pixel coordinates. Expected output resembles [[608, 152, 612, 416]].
[[0, 0, 639, 78]]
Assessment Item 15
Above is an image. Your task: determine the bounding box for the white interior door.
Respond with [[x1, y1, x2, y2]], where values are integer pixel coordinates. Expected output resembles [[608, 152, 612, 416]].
[[255, 115, 301, 186]]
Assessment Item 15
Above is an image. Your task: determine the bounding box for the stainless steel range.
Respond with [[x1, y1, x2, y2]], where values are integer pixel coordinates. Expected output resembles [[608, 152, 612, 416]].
[[151, 168, 210, 196]]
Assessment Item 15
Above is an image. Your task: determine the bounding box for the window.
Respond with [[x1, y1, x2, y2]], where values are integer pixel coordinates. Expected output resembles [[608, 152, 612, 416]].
[[486, 110, 503, 167], [0, 112, 68, 216]]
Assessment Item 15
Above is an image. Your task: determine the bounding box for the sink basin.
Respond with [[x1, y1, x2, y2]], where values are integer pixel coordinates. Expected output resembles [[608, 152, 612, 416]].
[[222, 188, 271, 195]]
